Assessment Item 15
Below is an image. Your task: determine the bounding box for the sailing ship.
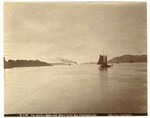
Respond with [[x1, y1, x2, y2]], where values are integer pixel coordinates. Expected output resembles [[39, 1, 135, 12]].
[[97, 55, 113, 68]]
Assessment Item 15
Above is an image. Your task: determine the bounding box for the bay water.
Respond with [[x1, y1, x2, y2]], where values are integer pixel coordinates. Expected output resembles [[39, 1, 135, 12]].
[[4, 63, 147, 114]]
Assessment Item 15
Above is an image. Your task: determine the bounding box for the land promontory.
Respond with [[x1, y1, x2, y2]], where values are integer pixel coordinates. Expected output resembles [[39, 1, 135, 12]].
[[108, 54, 147, 63], [4, 58, 52, 68]]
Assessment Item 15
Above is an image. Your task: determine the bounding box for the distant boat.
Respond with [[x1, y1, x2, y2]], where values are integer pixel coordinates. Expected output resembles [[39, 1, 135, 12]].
[[97, 55, 113, 68], [129, 59, 133, 63]]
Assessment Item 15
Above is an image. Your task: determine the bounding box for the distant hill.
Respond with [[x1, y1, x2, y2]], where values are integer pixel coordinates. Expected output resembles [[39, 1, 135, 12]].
[[50, 63, 71, 65], [108, 55, 147, 63], [82, 62, 97, 64], [4, 58, 52, 69]]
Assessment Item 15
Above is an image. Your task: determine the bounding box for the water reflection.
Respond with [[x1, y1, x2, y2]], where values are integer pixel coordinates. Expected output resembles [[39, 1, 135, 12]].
[[98, 67, 108, 71], [98, 66, 108, 76], [98, 66, 109, 89]]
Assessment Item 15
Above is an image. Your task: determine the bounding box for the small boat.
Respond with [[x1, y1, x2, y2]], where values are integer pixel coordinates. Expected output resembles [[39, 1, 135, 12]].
[[97, 55, 113, 68]]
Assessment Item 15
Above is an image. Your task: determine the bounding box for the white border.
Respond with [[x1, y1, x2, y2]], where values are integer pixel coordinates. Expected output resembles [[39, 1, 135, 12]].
[[147, 0, 149, 117], [0, 0, 149, 118], [0, 1, 4, 118], [1, 0, 149, 2]]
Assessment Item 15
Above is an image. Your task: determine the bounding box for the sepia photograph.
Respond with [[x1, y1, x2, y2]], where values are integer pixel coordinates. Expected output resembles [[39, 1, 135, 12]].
[[4, 1, 147, 116]]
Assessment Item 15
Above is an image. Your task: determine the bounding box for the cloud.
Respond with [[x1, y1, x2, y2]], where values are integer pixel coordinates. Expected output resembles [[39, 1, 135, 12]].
[[4, 2, 146, 63]]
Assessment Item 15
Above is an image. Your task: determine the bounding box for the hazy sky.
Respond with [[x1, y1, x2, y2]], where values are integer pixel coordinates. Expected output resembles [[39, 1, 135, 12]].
[[4, 2, 146, 63]]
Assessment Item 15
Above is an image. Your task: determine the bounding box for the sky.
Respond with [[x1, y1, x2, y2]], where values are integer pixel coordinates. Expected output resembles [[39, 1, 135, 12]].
[[4, 2, 147, 63]]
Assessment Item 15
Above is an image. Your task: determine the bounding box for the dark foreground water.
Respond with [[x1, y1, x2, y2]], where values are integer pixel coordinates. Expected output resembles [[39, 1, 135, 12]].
[[4, 63, 147, 114]]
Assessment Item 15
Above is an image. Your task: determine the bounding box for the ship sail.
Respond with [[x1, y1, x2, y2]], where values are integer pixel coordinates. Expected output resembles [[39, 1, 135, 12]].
[[97, 55, 107, 65], [103, 55, 107, 65], [97, 55, 103, 64]]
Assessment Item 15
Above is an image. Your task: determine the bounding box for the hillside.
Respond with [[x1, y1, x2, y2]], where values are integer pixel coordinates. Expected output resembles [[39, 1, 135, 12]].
[[4, 59, 52, 68], [108, 55, 147, 63]]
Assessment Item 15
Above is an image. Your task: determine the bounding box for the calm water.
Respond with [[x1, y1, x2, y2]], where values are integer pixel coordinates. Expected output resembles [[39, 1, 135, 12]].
[[4, 63, 147, 114]]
